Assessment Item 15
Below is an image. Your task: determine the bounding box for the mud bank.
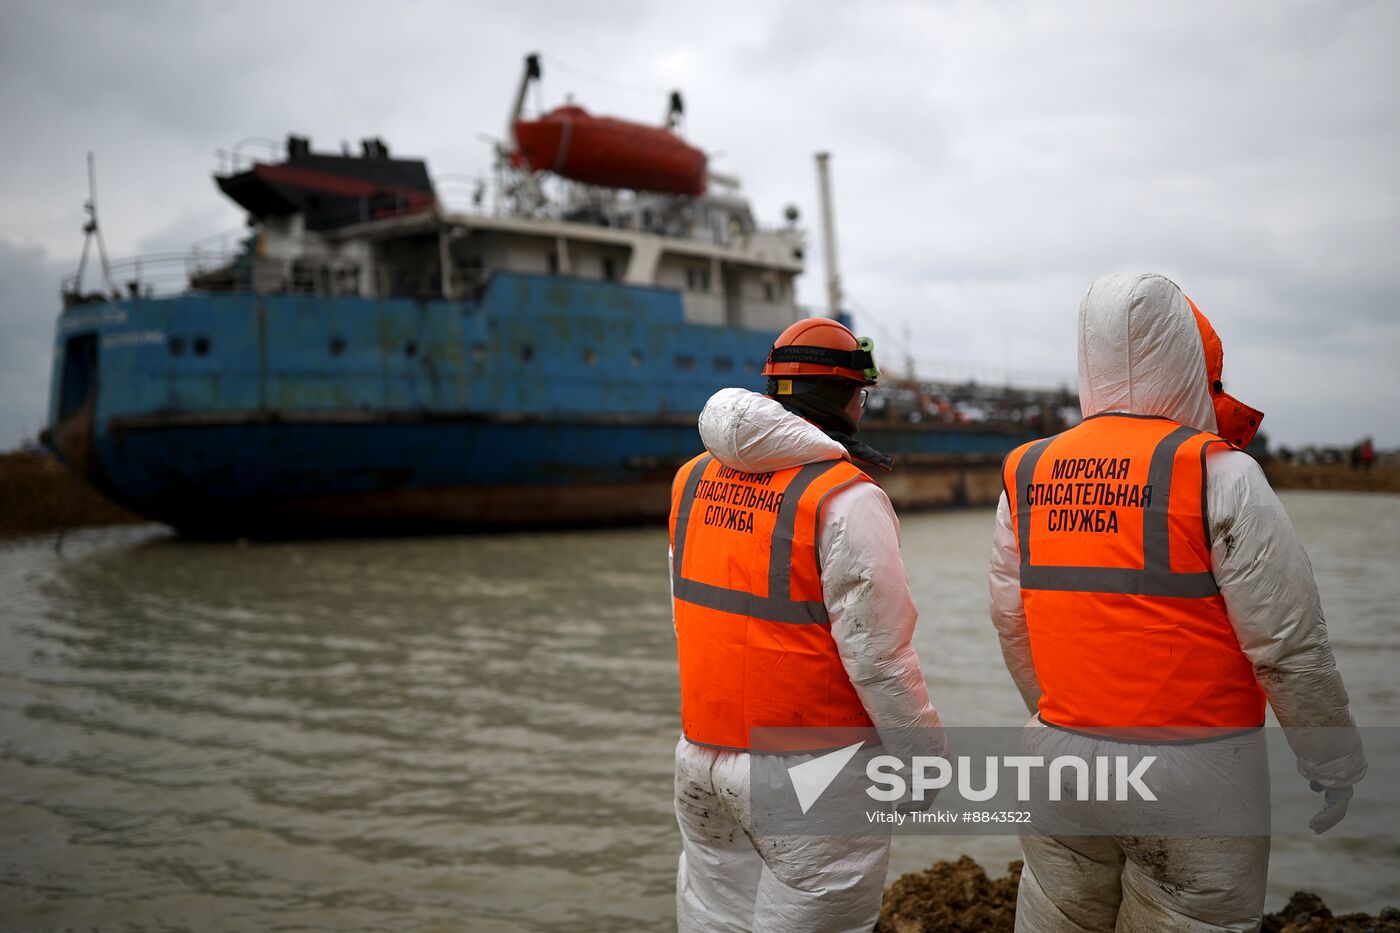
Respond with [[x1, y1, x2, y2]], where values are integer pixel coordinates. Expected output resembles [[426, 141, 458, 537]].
[[0, 451, 141, 538], [1263, 461, 1400, 494], [877, 857, 1400, 932]]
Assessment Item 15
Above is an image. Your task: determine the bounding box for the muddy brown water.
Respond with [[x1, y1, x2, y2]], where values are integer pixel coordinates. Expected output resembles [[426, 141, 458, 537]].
[[1, 491, 1396, 930]]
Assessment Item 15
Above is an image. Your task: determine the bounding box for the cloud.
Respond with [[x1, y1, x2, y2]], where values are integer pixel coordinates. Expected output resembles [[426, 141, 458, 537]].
[[1, 0, 1396, 449], [0, 240, 67, 447]]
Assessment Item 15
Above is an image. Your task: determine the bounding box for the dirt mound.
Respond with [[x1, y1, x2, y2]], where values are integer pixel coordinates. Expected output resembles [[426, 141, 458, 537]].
[[1261, 891, 1400, 932], [878, 858, 1400, 933], [877, 855, 1021, 933], [0, 451, 141, 537]]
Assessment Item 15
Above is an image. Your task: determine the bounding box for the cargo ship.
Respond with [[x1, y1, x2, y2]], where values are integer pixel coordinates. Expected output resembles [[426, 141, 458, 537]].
[[44, 54, 1072, 537]]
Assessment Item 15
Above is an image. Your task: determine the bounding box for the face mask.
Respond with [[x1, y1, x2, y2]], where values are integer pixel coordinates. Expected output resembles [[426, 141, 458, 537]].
[[1187, 298, 1265, 449]]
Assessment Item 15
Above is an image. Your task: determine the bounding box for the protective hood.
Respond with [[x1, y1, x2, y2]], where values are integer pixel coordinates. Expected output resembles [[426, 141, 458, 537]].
[[1077, 272, 1218, 433], [698, 387, 848, 473]]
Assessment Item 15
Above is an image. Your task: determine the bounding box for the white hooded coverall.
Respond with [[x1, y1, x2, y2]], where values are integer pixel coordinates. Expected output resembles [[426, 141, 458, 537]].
[[989, 273, 1367, 932], [673, 387, 944, 933]]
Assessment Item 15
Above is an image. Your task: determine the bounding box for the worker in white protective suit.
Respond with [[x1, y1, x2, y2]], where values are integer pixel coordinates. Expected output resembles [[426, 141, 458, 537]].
[[670, 318, 944, 933], [989, 272, 1367, 931]]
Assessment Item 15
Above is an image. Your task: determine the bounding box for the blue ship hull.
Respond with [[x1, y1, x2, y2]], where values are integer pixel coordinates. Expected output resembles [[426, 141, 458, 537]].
[[47, 273, 1034, 535]]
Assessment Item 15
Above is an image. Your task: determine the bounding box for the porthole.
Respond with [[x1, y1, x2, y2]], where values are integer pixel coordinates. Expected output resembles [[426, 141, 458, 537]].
[[168, 336, 185, 356], [521, 344, 535, 362], [329, 336, 346, 357], [404, 340, 418, 357], [713, 356, 734, 373], [472, 342, 487, 362], [583, 348, 598, 367], [629, 350, 643, 369], [674, 354, 695, 371], [193, 336, 210, 356]]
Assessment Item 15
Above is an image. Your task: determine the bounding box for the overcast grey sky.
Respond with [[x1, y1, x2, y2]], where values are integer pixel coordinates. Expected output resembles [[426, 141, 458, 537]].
[[2, 0, 1397, 449]]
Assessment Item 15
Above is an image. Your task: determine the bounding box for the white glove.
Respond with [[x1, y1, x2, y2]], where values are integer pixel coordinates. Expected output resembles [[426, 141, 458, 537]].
[[1308, 780, 1354, 834]]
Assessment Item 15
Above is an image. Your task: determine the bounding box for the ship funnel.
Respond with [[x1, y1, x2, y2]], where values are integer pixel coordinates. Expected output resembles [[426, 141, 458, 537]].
[[814, 151, 843, 319]]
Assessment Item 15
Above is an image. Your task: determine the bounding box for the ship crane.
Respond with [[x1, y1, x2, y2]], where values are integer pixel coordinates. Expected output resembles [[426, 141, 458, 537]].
[[505, 52, 543, 150]]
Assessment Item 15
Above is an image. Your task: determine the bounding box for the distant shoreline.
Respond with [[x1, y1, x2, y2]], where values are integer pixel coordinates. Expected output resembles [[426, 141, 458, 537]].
[[2, 450, 1396, 539], [1263, 460, 1400, 495]]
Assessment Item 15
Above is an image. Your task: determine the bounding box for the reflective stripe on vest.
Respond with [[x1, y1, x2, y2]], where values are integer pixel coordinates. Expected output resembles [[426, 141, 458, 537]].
[[672, 455, 863, 625], [1012, 421, 1222, 597]]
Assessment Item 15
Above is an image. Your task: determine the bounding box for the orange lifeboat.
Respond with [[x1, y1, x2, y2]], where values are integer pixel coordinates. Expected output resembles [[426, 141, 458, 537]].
[[512, 105, 707, 197]]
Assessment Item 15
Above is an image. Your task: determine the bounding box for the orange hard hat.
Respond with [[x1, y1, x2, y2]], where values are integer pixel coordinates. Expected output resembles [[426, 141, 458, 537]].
[[762, 317, 880, 385]]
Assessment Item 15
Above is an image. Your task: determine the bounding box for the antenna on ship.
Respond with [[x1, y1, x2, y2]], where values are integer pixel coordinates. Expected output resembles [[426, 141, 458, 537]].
[[814, 151, 843, 319], [73, 152, 115, 299], [664, 91, 685, 132]]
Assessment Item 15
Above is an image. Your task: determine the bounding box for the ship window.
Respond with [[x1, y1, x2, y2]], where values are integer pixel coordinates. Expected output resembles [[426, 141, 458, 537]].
[[602, 257, 617, 281], [700, 268, 711, 292], [674, 354, 695, 371], [713, 356, 733, 373], [547, 251, 559, 275], [629, 350, 643, 369], [193, 336, 210, 356], [686, 268, 695, 290], [521, 343, 535, 362], [329, 335, 347, 357], [764, 280, 775, 302], [169, 336, 186, 356], [404, 340, 418, 357], [583, 348, 597, 367]]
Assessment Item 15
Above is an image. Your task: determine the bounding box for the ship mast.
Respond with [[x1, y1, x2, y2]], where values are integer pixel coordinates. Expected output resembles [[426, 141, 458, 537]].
[[73, 152, 115, 298], [814, 151, 842, 318]]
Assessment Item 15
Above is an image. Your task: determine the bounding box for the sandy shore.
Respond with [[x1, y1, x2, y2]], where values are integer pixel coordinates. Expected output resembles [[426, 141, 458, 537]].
[[878, 857, 1400, 932]]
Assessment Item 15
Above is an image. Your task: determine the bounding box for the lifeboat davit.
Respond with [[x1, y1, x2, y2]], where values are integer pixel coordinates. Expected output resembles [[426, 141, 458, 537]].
[[512, 105, 707, 197]]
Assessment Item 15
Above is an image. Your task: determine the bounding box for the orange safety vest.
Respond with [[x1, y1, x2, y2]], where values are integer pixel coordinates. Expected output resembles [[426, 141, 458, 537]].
[[1003, 413, 1266, 731], [670, 453, 875, 752]]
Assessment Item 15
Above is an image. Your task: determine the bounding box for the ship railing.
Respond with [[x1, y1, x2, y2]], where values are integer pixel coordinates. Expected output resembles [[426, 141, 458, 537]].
[[900, 356, 1074, 393], [214, 137, 287, 175], [433, 169, 801, 244], [62, 253, 219, 302], [434, 174, 494, 215], [60, 250, 367, 304]]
